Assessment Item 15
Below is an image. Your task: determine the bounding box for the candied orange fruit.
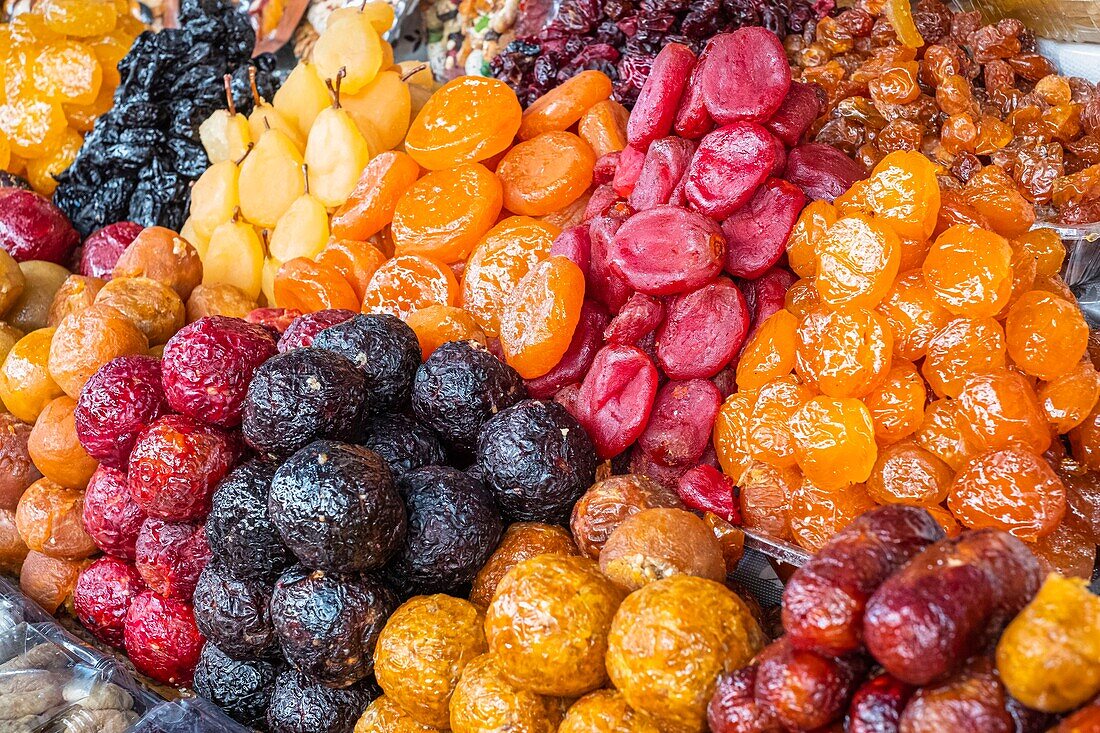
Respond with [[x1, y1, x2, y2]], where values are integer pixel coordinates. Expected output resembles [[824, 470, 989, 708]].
[[499, 256, 585, 380], [496, 132, 596, 217], [361, 255, 459, 319], [923, 224, 1013, 319], [948, 448, 1066, 541], [404, 76, 522, 170]]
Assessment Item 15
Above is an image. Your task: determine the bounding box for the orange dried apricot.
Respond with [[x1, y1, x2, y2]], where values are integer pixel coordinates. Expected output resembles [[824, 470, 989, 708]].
[[863, 150, 940, 241], [789, 395, 877, 490], [955, 369, 1051, 455], [789, 477, 877, 552], [738, 461, 798, 540], [0, 328, 63, 424], [405, 76, 522, 170], [962, 165, 1036, 238], [519, 70, 612, 140], [330, 151, 420, 242], [273, 257, 361, 313], [1005, 290, 1089, 381], [784, 278, 822, 318], [995, 238, 1039, 318], [316, 239, 387, 303], [713, 392, 756, 483], [795, 307, 892, 398], [362, 255, 459, 319], [866, 440, 952, 506], [921, 317, 1006, 398], [1040, 362, 1100, 434], [923, 224, 1013, 318], [578, 99, 629, 159], [876, 270, 953, 361], [27, 395, 97, 490], [406, 305, 486, 361], [897, 236, 931, 272], [747, 375, 813, 469], [735, 310, 798, 391], [948, 448, 1066, 541], [47, 304, 148, 399], [496, 132, 596, 217], [914, 397, 977, 471], [785, 200, 837, 278], [815, 214, 901, 310], [32, 40, 102, 106], [1015, 228, 1065, 277], [499, 256, 585, 380], [863, 359, 926, 444]]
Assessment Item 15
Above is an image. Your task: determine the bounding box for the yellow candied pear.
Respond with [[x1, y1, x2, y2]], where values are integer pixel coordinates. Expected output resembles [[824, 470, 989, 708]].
[[304, 75, 375, 209], [204, 213, 265, 299], [245, 66, 305, 152], [198, 75, 252, 164], [273, 62, 330, 139], [327, 1, 394, 34], [380, 41, 394, 70], [238, 127, 305, 229], [341, 70, 410, 152], [396, 60, 434, 90], [261, 257, 281, 306], [268, 165, 330, 262], [190, 157, 242, 240], [179, 218, 209, 260], [311, 10, 383, 95]]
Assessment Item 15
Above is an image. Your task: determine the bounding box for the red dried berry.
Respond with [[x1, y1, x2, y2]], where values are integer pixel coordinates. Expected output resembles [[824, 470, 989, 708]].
[[83, 466, 147, 560], [588, 203, 634, 312], [638, 379, 723, 467], [161, 316, 277, 428], [73, 556, 145, 648], [525, 300, 609, 399], [685, 122, 782, 219], [610, 205, 726, 295], [79, 222, 143, 280], [604, 293, 665, 346], [629, 137, 696, 211], [124, 591, 205, 686], [277, 309, 357, 352], [584, 184, 618, 222], [550, 226, 592, 281], [657, 277, 749, 379], [576, 344, 659, 459], [134, 517, 211, 600], [701, 28, 792, 125], [128, 415, 239, 522], [246, 308, 303, 337], [74, 355, 168, 470], [0, 190, 80, 263], [765, 81, 822, 147], [613, 144, 647, 198], [721, 178, 806, 279], [677, 464, 740, 523], [784, 143, 866, 203], [627, 42, 697, 148]]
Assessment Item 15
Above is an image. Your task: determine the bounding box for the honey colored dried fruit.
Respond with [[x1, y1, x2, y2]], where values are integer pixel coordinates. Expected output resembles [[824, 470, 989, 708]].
[[95, 276, 186, 346], [948, 448, 1066, 541], [46, 275, 105, 328], [0, 508, 29, 574], [0, 327, 64, 425], [355, 695, 441, 733], [1005, 290, 1089, 381], [113, 226, 203, 300], [484, 554, 624, 697], [15, 477, 96, 560], [20, 550, 86, 614], [1040, 362, 1100, 434], [27, 395, 97, 490], [47, 303, 148, 399], [866, 441, 952, 506], [6, 261, 71, 334], [185, 283, 257, 322], [923, 224, 1013, 319], [738, 461, 798, 541], [449, 654, 565, 733], [570, 474, 683, 560], [815, 214, 901, 310], [790, 396, 878, 490], [469, 522, 578, 608], [599, 508, 725, 591], [0, 414, 42, 510], [789, 477, 877, 552], [558, 690, 661, 733]]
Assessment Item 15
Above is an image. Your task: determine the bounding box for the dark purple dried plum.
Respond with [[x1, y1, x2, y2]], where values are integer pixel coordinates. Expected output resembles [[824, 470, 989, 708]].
[[205, 460, 291, 581], [411, 340, 527, 455], [0, 172, 32, 191], [266, 668, 376, 733], [310, 314, 420, 415], [193, 642, 281, 728], [192, 563, 278, 660], [477, 399, 598, 524], [360, 413, 446, 478], [242, 348, 367, 458], [270, 566, 398, 689], [269, 441, 406, 573], [383, 466, 503, 597]]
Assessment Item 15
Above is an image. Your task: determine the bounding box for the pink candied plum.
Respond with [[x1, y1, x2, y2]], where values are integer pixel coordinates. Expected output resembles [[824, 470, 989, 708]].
[[584, 184, 618, 222], [674, 48, 715, 139], [722, 178, 806, 279], [277, 309, 357, 352], [128, 415, 239, 522], [685, 122, 782, 219], [525, 300, 609, 399], [73, 555, 145, 647], [609, 205, 726, 296], [550, 225, 592, 280], [637, 379, 723, 467], [627, 43, 697, 148], [678, 464, 741, 523], [80, 221, 143, 279], [246, 307, 303, 336], [0, 189, 80, 263], [75, 355, 169, 470], [575, 344, 659, 459], [134, 517, 211, 600], [848, 673, 914, 733], [588, 203, 634, 312], [630, 446, 691, 490], [629, 137, 696, 211], [701, 28, 792, 125], [161, 316, 277, 428], [604, 293, 664, 345], [83, 466, 147, 560], [124, 591, 205, 686], [766, 81, 823, 147], [784, 143, 866, 202], [656, 277, 749, 379], [742, 266, 797, 344], [709, 666, 779, 733], [612, 144, 646, 198], [593, 152, 620, 185]]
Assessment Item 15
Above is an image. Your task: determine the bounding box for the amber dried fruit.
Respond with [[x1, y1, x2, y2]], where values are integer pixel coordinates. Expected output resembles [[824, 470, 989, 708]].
[[449, 654, 564, 733], [0, 327, 64, 424], [1040, 362, 1100, 434], [815, 215, 901, 310], [955, 369, 1051, 455], [570, 474, 683, 560], [1005, 290, 1089, 381], [791, 396, 878, 490], [948, 448, 1066, 540], [923, 224, 1013, 319], [866, 440, 952, 506], [47, 303, 148, 399], [863, 359, 926, 444], [559, 690, 660, 733], [15, 477, 96, 560], [736, 310, 798, 391], [738, 461, 797, 541], [921, 317, 1006, 398], [46, 275, 105, 328], [95, 277, 186, 346], [788, 477, 877, 551], [469, 522, 578, 608], [27, 395, 97, 490], [713, 392, 756, 483], [599, 508, 725, 591], [796, 307, 893, 398]]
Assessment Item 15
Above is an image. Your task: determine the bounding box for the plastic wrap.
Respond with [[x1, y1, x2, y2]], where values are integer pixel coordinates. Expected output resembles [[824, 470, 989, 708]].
[[950, 0, 1100, 44], [1053, 223, 1100, 328]]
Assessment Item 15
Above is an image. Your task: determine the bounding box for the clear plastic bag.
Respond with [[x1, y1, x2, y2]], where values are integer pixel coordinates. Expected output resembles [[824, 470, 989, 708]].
[[1052, 223, 1100, 328]]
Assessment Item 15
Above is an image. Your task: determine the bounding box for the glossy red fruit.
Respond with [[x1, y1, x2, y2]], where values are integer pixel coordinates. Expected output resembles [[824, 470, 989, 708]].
[[613, 144, 646, 198], [627, 42, 697, 148], [134, 518, 211, 600], [82, 466, 147, 560], [722, 178, 806, 279], [584, 184, 618, 221], [80, 221, 143, 280], [593, 152, 619, 185], [742, 267, 797, 343], [550, 225, 592, 279], [657, 278, 749, 379], [709, 665, 781, 733], [0, 190, 80, 263], [784, 143, 866, 203], [277, 309, 357, 352], [685, 122, 781, 219], [588, 202, 634, 312], [629, 137, 696, 211], [161, 316, 277, 428], [246, 307, 302, 336], [848, 673, 914, 733], [128, 415, 239, 522], [575, 344, 659, 459], [677, 464, 740, 523], [765, 81, 822, 147], [674, 49, 715, 139], [702, 28, 791, 124], [754, 637, 866, 731], [609, 205, 725, 295], [75, 355, 169, 470], [73, 556, 144, 647], [639, 379, 723, 467], [524, 300, 609, 399], [124, 591, 205, 686], [604, 293, 664, 345]]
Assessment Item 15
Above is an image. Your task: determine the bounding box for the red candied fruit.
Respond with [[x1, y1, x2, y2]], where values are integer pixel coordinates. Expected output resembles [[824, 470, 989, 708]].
[[576, 344, 659, 460], [613, 145, 646, 198], [550, 225, 592, 278], [629, 137, 696, 211], [128, 415, 238, 522], [588, 204, 634, 312], [638, 379, 723, 467], [80, 221, 143, 280], [627, 43, 697, 148], [677, 464, 740, 523], [74, 355, 168, 470], [785, 143, 867, 203], [609, 204, 726, 295], [124, 591, 205, 686], [277, 309, 357, 352], [742, 267, 797, 342], [765, 81, 822, 147], [0, 190, 80, 263], [73, 556, 144, 647], [701, 28, 791, 125], [134, 518, 210, 600], [161, 316, 277, 428], [245, 307, 303, 336], [657, 278, 749, 380], [685, 122, 781, 219], [605, 293, 664, 346], [83, 466, 146, 560], [721, 178, 806, 279], [524, 300, 609, 399]]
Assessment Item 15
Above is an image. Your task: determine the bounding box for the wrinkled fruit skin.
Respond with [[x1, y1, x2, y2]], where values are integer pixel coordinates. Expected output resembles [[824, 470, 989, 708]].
[[266, 669, 375, 733], [73, 555, 144, 648], [124, 590, 205, 686], [80, 221, 144, 280], [74, 355, 168, 470], [82, 465, 147, 560], [193, 562, 278, 660], [311, 314, 421, 414], [359, 413, 447, 479], [205, 460, 292, 581], [134, 517, 211, 600], [193, 642, 282, 728], [277, 309, 357, 352]]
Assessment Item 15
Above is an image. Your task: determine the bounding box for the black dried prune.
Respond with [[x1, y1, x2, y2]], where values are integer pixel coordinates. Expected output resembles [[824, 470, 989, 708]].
[[193, 563, 278, 660], [269, 441, 406, 573], [270, 566, 398, 689], [311, 315, 420, 415], [360, 413, 446, 478], [411, 340, 527, 455], [383, 466, 503, 597], [193, 642, 281, 728], [242, 348, 368, 458], [267, 669, 376, 733], [0, 172, 32, 191], [205, 460, 291, 581], [477, 399, 598, 524]]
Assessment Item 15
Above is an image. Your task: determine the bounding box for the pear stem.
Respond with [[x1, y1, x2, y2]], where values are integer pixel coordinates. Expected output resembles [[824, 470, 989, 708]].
[[400, 63, 429, 82], [234, 142, 255, 166], [248, 66, 263, 106], [223, 74, 236, 115], [302, 163, 310, 195], [325, 68, 346, 109]]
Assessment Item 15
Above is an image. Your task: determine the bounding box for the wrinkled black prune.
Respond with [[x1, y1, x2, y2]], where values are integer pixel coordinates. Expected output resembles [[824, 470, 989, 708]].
[[193, 642, 281, 728], [205, 460, 291, 581], [268, 441, 406, 573], [311, 315, 420, 415], [270, 566, 398, 689], [242, 348, 368, 458], [266, 669, 376, 733], [411, 340, 527, 455], [192, 563, 278, 660], [0, 172, 32, 191], [383, 466, 503, 597], [360, 413, 446, 478], [477, 399, 598, 524]]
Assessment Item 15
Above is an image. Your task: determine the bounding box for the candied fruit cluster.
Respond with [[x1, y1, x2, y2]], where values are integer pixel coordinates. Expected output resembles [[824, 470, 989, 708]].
[[0, 0, 143, 196]]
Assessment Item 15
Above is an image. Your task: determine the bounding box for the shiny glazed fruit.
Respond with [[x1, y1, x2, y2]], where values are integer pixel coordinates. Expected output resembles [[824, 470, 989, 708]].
[[1005, 290, 1089, 381], [47, 303, 148, 399], [74, 355, 167, 470], [922, 224, 1013, 319], [469, 522, 578, 608], [790, 396, 878, 490], [496, 132, 596, 217], [392, 164, 503, 264], [28, 395, 97, 489], [404, 77, 522, 170], [0, 327, 63, 423], [499, 256, 585, 379], [815, 214, 901, 310], [608, 205, 725, 296], [948, 448, 1066, 540]]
